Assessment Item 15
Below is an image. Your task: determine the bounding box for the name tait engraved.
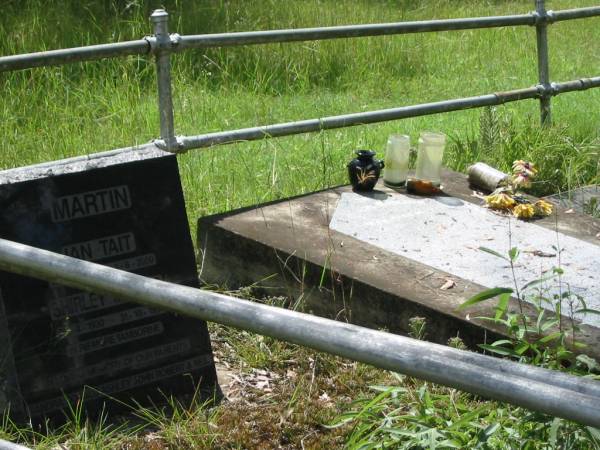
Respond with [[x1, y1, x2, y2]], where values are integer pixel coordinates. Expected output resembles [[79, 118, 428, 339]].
[[62, 232, 136, 261]]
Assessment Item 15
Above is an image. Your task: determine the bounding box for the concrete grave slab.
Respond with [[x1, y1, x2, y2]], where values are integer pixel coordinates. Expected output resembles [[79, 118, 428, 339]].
[[330, 192, 600, 327], [198, 170, 600, 359]]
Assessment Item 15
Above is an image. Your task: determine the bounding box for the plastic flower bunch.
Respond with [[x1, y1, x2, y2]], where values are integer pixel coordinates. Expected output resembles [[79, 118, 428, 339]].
[[512, 160, 538, 188], [484, 160, 553, 220]]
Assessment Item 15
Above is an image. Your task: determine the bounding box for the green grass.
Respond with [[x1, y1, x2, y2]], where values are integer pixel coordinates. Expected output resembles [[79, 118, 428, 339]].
[[2, 1, 600, 448]]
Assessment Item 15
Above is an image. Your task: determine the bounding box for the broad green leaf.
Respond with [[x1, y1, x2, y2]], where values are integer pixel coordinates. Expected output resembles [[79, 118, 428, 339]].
[[459, 287, 513, 310], [549, 417, 561, 446], [495, 292, 511, 319], [479, 246, 509, 261], [538, 332, 562, 343], [508, 247, 519, 262], [575, 308, 600, 316], [576, 354, 600, 372], [515, 341, 530, 355], [540, 319, 559, 331], [478, 344, 519, 357], [585, 426, 600, 443], [481, 422, 500, 440], [521, 273, 557, 291]]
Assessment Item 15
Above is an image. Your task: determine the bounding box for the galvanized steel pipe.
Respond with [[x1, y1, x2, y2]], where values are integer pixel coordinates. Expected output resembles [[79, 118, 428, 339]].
[[0, 238, 599, 426], [551, 6, 600, 22], [150, 10, 179, 152], [535, 0, 552, 125], [172, 76, 600, 151], [0, 40, 149, 73], [178, 14, 535, 50], [175, 87, 541, 150], [552, 76, 600, 93]]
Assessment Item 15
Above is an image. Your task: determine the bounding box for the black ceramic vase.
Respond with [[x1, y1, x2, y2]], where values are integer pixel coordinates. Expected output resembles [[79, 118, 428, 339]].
[[347, 150, 385, 191]]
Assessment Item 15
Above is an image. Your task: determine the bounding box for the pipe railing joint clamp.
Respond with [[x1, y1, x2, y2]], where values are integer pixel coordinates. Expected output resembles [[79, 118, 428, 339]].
[[531, 10, 554, 25], [153, 136, 186, 153], [536, 83, 557, 98], [146, 33, 180, 55]]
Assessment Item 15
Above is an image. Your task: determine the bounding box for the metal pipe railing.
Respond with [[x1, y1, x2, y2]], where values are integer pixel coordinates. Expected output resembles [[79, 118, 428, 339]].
[[174, 86, 539, 150], [170, 76, 600, 151], [535, 0, 552, 125], [0, 237, 598, 427], [0, 40, 149, 72], [0, 13, 543, 73], [150, 10, 178, 151], [551, 6, 600, 22], [177, 14, 535, 50]]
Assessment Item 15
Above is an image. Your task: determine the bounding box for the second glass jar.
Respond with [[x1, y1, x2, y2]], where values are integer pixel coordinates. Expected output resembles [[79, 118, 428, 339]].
[[414, 131, 446, 186]]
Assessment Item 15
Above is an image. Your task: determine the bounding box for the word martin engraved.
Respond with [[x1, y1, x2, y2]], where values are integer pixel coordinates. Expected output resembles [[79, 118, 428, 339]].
[[51, 185, 131, 223]]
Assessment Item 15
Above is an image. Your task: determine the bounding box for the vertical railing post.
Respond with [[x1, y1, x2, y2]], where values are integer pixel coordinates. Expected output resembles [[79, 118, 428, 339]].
[[534, 0, 552, 126], [150, 9, 178, 151]]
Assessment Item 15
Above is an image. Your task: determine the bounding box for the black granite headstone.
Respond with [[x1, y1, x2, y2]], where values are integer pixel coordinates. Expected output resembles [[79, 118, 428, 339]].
[[0, 147, 219, 423]]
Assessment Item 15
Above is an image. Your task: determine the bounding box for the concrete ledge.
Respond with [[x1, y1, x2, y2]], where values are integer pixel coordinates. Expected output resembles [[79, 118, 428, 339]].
[[198, 169, 600, 357]]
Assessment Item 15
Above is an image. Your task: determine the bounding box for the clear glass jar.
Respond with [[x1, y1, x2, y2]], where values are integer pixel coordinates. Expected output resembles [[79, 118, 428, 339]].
[[383, 134, 410, 187], [415, 131, 446, 186]]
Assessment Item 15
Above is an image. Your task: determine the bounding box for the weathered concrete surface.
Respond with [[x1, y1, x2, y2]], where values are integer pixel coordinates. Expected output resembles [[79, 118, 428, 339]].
[[0, 143, 161, 184], [197, 169, 600, 357], [330, 192, 600, 327]]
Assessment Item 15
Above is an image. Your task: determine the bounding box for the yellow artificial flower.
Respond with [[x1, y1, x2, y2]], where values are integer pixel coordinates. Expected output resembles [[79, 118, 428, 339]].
[[534, 199, 553, 216], [513, 203, 535, 219], [485, 192, 516, 210]]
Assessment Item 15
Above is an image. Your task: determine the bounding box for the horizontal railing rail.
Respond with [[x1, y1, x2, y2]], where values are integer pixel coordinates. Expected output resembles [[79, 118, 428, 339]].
[[552, 5, 600, 20], [2, 7, 600, 72], [175, 78, 600, 150], [0, 40, 150, 73], [0, 237, 598, 428], [176, 14, 537, 49]]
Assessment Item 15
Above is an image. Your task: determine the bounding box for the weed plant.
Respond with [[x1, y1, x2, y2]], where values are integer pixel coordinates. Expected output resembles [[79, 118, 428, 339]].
[[335, 240, 600, 449]]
